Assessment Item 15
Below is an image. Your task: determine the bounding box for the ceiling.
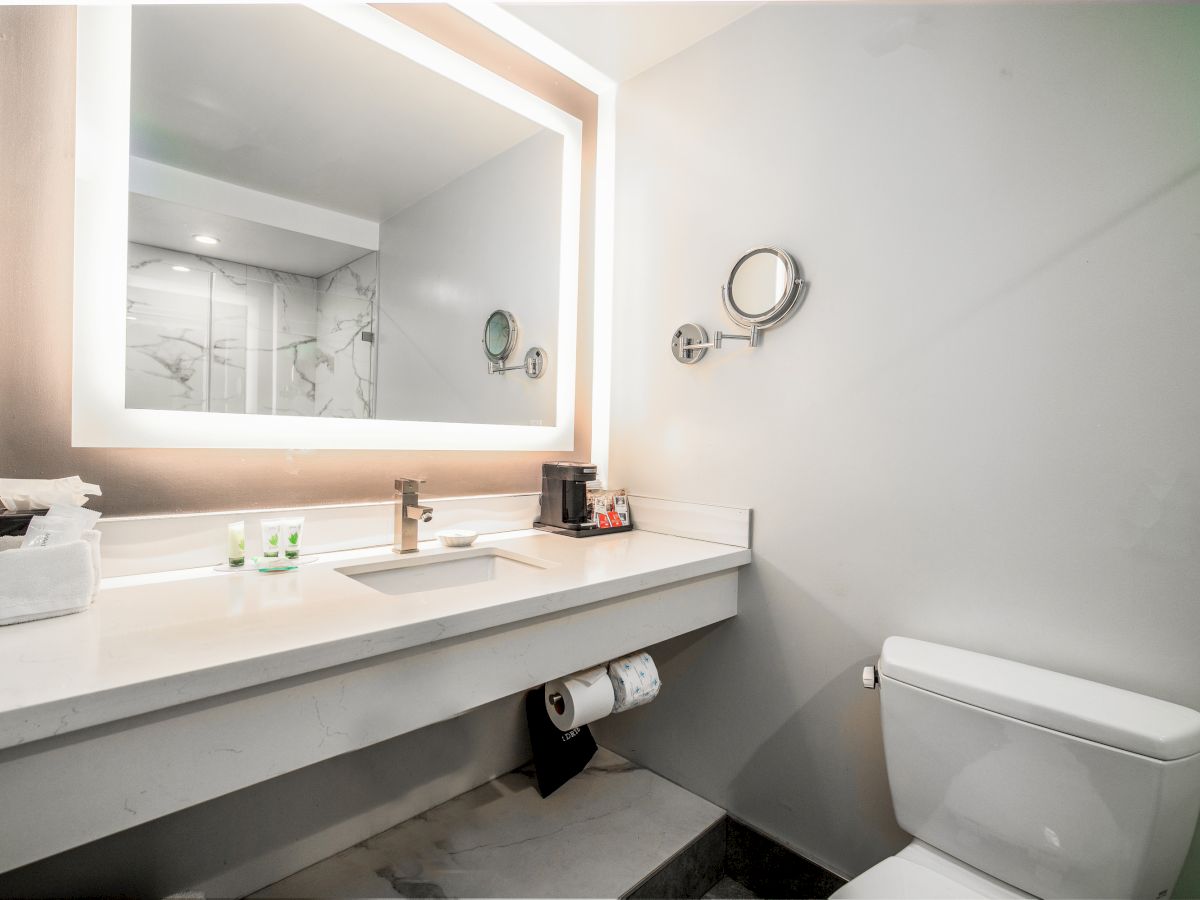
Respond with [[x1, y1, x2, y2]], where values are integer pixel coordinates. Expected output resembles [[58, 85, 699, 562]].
[[130, 5, 546, 224], [503, 2, 760, 83], [128, 194, 371, 278]]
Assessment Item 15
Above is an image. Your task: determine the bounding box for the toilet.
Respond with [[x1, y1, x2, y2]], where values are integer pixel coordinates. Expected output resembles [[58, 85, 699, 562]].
[[833, 637, 1200, 900]]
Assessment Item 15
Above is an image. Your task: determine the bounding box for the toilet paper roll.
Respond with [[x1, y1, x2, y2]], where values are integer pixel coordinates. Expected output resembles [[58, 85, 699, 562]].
[[608, 651, 661, 713], [545, 666, 616, 732]]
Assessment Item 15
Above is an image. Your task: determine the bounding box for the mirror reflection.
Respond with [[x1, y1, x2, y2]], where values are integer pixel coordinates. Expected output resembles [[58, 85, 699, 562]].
[[483, 311, 517, 363], [730, 251, 790, 315], [125, 6, 564, 427]]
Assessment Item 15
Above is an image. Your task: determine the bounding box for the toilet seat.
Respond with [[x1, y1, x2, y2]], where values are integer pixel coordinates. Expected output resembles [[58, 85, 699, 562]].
[[831, 841, 1035, 900]]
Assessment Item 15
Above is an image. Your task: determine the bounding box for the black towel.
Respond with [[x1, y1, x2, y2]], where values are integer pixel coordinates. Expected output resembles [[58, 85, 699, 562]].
[[525, 688, 597, 798]]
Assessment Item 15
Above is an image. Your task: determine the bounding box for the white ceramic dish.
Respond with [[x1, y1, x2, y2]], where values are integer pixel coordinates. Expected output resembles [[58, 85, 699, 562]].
[[436, 529, 479, 548]]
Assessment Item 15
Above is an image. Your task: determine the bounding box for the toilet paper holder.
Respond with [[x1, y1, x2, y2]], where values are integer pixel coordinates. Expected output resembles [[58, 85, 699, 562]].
[[547, 692, 566, 715]]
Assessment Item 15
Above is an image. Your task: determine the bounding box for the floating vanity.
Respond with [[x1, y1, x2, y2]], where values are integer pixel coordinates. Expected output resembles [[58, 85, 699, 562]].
[[0, 528, 749, 873]]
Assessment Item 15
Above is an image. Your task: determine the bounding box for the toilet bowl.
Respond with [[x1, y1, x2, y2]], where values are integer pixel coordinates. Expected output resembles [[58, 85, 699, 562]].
[[834, 637, 1200, 900], [833, 840, 1032, 899]]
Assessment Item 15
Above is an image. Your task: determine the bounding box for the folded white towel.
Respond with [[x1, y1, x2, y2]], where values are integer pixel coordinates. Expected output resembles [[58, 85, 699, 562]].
[[81, 529, 102, 595], [0, 531, 101, 626], [0, 476, 101, 512]]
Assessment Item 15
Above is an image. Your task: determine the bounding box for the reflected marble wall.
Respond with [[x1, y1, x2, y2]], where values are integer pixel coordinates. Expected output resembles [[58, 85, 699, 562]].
[[126, 243, 376, 418], [315, 253, 378, 419]]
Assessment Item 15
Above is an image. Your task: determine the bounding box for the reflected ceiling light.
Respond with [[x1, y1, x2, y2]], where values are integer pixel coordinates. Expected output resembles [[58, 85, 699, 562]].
[[171, 265, 190, 272], [192, 234, 219, 245]]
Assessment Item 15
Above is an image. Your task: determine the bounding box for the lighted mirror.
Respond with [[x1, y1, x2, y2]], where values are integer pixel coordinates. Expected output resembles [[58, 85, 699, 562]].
[[722, 247, 805, 329], [73, 4, 582, 450]]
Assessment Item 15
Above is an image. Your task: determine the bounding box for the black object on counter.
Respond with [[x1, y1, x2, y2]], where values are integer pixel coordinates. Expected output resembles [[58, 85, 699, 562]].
[[0, 509, 47, 537], [533, 461, 631, 538], [525, 688, 597, 798]]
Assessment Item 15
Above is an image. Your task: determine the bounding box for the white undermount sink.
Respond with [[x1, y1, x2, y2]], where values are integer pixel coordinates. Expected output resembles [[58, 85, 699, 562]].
[[337, 547, 552, 596]]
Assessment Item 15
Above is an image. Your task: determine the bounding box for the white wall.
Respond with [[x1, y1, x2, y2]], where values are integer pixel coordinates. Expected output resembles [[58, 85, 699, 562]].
[[595, 2, 1200, 891], [376, 130, 561, 426]]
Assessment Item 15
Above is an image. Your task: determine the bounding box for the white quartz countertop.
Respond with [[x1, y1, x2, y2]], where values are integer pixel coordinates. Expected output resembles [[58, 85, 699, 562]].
[[0, 529, 749, 751]]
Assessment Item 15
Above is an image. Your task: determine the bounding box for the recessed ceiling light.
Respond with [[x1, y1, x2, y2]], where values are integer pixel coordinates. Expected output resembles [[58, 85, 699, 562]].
[[192, 234, 219, 246], [171, 265, 191, 273]]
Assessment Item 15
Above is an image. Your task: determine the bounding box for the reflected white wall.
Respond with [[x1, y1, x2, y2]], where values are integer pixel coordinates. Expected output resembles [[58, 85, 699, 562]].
[[375, 130, 561, 426]]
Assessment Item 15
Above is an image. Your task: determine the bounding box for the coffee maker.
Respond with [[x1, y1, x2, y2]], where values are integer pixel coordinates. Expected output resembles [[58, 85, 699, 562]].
[[533, 462, 630, 537]]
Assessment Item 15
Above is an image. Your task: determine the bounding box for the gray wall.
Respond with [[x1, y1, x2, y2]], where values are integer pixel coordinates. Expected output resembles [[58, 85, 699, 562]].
[[594, 3, 1200, 894]]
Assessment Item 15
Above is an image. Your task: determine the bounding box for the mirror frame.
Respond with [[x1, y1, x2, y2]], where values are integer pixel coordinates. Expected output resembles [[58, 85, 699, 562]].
[[721, 246, 804, 330], [72, 4, 583, 451]]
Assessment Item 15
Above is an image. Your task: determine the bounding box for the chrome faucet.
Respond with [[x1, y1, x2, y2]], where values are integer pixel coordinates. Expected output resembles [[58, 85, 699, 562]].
[[394, 478, 433, 554]]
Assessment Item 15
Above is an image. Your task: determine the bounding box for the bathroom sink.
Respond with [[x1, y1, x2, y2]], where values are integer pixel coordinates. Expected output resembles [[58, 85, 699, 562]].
[[337, 548, 551, 596]]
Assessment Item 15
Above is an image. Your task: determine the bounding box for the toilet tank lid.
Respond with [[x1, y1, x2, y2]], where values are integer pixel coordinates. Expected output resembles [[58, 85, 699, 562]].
[[879, 637, 1200, 761]]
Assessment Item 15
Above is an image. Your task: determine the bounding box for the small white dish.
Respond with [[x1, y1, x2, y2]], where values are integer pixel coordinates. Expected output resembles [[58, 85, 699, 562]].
[[437, 529, 478, 548]]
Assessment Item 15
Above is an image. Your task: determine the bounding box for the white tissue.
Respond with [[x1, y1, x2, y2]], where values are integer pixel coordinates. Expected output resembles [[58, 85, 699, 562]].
[[0, 476, 101, 512], [20, 505, 102, 549], [46, 503, 102, 530], [608, 651, 662, 713], [545, 666, 616, 731]]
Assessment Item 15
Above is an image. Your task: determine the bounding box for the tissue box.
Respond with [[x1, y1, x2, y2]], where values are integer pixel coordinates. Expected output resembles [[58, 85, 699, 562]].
[[0, 530, 102, 626]]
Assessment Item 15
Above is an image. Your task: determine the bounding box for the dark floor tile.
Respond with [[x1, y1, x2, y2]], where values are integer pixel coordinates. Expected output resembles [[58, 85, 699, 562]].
[[702, 875, 760, 899], [725, 818, 845, 900], [626, 818, 726, 899]]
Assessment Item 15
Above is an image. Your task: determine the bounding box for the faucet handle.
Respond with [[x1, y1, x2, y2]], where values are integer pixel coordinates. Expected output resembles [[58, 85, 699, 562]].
[[395, 477, 425, 494]]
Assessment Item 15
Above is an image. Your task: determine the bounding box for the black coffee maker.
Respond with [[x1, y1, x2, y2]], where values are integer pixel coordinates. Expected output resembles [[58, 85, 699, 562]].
[[534, 462, 630, 537]]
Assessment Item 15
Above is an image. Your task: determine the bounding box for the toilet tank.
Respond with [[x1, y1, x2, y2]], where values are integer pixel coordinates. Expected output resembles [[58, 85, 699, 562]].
[[878, 637, 1200, 900]]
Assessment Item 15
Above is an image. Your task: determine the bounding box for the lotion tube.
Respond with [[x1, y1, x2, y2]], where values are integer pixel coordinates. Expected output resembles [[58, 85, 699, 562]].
[[260, 519, 281, 558], [284, 517, 304, 559]]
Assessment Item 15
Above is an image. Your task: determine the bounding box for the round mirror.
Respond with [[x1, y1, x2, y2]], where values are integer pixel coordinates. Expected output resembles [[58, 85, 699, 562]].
[[722, 247, 804, 330], [482, 309, 517, 362]]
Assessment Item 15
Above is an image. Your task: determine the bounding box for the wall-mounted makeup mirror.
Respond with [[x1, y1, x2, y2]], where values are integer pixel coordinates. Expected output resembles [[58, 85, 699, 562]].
[[483, 310, 518, 364], [671, 246, 807, 365], [483, 310, 548, 379], [73, 5, 582, 450], [723, 247, 804, 329]]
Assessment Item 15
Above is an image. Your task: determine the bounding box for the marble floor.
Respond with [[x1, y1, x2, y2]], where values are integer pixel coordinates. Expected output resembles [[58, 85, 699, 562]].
[[252, 748, 725, 899]]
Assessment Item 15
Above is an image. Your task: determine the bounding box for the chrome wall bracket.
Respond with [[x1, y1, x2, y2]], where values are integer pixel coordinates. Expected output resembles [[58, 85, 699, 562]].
[[670, 324, 761, 364], [489, 346, 547, 378]]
